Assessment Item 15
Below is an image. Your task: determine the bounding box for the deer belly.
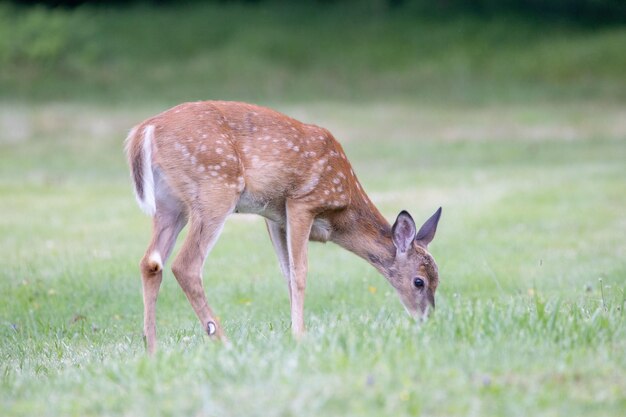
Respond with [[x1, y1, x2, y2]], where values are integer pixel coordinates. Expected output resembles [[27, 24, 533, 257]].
[[234, 190, 285, 223]]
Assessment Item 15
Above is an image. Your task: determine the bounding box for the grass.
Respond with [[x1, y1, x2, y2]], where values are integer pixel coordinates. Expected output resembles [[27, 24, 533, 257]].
[[1, 3, 625, 415], [1, 100, 625, 416]]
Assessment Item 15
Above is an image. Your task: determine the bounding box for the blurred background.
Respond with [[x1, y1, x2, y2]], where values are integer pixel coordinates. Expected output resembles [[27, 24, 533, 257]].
[[1, 0, 625, 104]]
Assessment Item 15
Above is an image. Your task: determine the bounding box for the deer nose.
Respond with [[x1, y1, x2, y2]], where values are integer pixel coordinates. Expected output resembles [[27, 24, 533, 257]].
[[417, 300, 435, 321]]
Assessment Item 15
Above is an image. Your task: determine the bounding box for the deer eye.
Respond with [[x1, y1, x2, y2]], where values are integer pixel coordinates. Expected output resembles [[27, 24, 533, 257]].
[[413, 277, 425, 288]]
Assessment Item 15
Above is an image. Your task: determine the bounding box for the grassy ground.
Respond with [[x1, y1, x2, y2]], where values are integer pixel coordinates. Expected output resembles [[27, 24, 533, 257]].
[[0, 100, 624, 416], [1, 3, 625, 416]]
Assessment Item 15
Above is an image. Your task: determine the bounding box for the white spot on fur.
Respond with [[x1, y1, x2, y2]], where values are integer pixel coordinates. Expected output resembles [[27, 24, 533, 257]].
[[216, 148, 223, 154], [175, 142, 189, 157]]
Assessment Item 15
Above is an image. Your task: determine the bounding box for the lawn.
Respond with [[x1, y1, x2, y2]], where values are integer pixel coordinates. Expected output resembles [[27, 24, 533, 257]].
[[1, 3, 625, 416], [1, 100, 624, 416]]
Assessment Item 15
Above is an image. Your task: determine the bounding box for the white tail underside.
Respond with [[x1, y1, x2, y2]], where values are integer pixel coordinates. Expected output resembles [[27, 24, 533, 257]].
[[136, 125, 156, 216]]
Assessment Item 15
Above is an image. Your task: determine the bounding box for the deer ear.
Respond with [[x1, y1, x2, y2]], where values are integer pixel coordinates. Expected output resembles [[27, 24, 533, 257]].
[[392, 210, 417, 253], [415, 207, 442, 249]]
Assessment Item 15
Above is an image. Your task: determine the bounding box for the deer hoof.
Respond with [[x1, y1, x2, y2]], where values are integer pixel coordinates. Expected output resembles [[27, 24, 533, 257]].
[[207, 321, 217, 336]]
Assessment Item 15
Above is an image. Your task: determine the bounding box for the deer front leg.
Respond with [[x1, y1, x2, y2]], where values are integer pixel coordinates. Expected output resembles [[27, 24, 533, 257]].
[[285, 201, 314, 338]]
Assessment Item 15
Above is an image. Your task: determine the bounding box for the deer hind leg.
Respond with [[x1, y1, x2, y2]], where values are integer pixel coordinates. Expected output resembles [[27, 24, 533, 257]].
[[140, 200, 187, 355], [265, 219, 291, 297], [285, 201, 315, 338], [170, 198, 235, 341]]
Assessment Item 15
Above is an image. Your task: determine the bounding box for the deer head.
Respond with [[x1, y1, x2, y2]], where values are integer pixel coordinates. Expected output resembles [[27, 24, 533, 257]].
[[387, 207, 442, 319]]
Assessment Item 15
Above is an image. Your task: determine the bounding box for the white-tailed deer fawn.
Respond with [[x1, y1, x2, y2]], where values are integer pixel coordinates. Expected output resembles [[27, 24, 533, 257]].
[[126, 101, 442, 353]]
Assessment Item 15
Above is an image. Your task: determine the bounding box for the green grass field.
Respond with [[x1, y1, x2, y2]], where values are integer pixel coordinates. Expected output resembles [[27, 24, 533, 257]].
[[1, 3, 626, 416], [1, 100, 624, 416]]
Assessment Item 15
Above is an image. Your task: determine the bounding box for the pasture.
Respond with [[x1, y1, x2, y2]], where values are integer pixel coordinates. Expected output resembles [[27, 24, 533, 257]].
[[1, 3, 625, 416], [1, 100, 624, 416]]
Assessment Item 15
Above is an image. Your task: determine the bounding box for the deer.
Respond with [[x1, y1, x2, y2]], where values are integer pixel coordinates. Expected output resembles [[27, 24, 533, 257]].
[[125, 101, 442, 354]]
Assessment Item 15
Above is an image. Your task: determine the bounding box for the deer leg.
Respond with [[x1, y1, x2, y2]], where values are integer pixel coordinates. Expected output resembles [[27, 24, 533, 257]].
[[140, 206, 187, 355], [265, 219, 291, 297], [171, 205, 233, 341], [285, 201, 314, 338]]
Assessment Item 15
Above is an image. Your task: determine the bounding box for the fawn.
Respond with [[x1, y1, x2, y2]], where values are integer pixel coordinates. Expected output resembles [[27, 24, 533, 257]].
[[125, 101, 442, 353]]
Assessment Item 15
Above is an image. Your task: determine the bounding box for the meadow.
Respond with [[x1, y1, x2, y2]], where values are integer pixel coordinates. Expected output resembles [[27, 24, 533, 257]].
[[1, 3, 625, 416]]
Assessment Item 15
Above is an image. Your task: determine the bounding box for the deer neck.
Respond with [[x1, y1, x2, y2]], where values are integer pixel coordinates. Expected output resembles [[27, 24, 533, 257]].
[[331, 195, 396, 277]]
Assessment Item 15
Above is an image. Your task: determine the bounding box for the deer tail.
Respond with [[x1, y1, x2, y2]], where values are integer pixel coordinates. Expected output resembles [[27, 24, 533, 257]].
[[125, 124, 156, 216]]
